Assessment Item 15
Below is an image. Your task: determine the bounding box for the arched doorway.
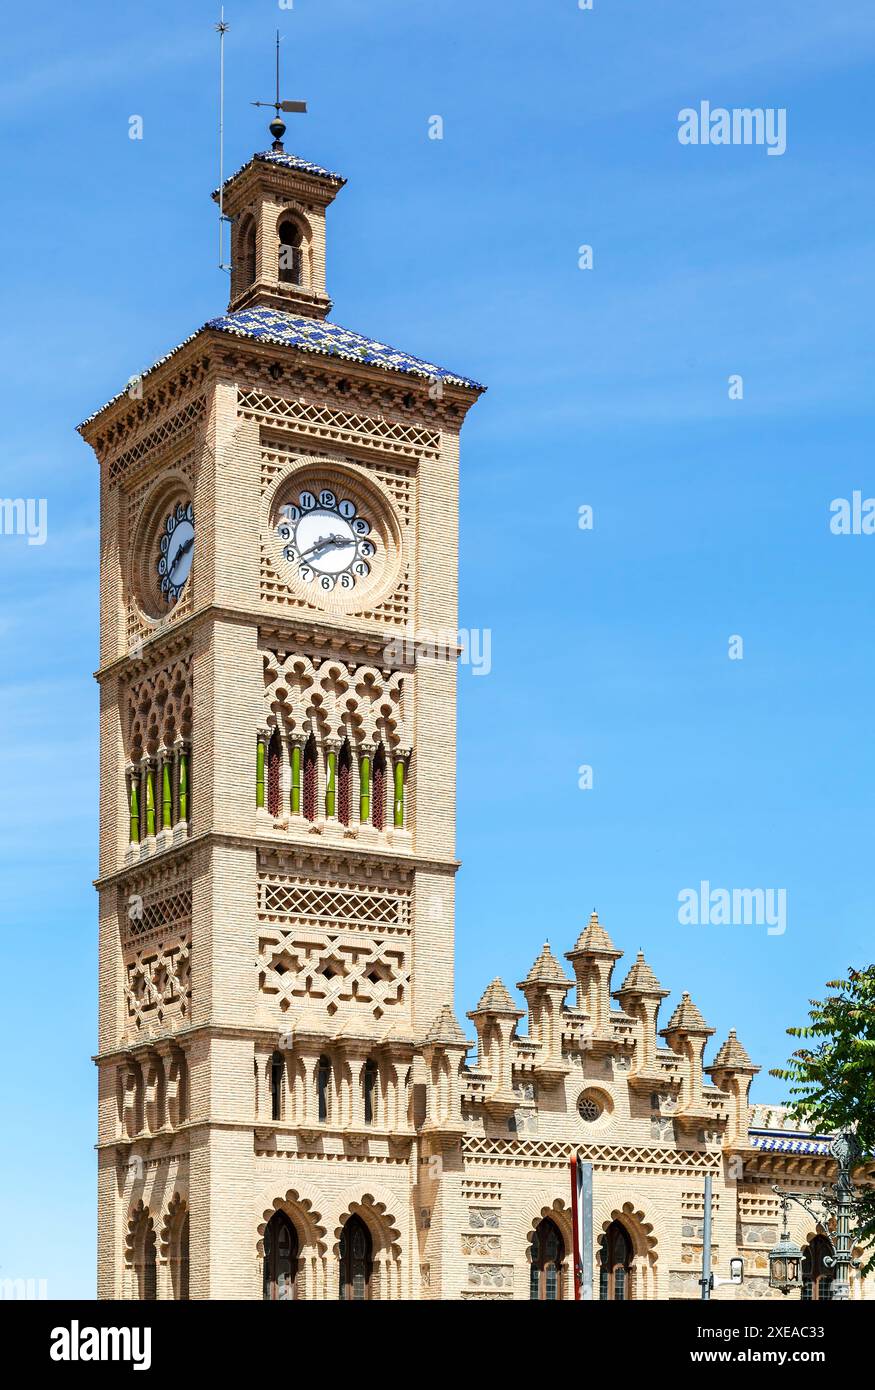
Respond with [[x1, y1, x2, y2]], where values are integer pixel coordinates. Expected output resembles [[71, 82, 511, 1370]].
[[529, 1218, 565, 1300], [338, 1215, 373, 1301], [263, 1210, 299, 1301], [802, 1235, 834, 1301], [599, 1220, 634, 1300]]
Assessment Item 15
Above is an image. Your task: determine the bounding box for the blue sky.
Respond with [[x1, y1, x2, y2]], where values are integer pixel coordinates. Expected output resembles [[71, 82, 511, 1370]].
[[1, 0, 874, 1297]]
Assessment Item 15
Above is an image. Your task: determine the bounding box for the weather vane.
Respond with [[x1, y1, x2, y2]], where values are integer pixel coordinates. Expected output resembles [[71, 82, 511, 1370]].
[[252, 30, 307, 152]]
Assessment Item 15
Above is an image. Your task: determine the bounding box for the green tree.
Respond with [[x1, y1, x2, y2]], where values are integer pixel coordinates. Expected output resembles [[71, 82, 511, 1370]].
[[771, 965, 875, 1272]]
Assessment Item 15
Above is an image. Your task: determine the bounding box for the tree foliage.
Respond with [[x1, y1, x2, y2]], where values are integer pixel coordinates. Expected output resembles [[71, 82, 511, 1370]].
[[771, 965, 875, 1271]]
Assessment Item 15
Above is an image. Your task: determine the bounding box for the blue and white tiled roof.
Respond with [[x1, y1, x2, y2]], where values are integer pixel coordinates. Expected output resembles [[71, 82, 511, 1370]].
[[749, 1129, 834, 1156], [215, 149, 345, 196], [205, 306, 484, 390], [79, 307, 483, 428]]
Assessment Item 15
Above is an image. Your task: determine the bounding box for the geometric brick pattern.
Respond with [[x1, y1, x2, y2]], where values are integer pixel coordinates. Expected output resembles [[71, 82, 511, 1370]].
[[238, 388, 440, 463], [124, 933, 191, 1033]]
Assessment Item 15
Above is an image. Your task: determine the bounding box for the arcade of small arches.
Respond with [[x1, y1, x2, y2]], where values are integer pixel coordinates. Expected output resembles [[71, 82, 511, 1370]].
[[256, 728, 407, 831], [256, 1048, 407, 1131], [124, 656, 193, 854], [117, 1048, 189, 1137], [258, 654, 410, 833], [126, 742, 191, 848]]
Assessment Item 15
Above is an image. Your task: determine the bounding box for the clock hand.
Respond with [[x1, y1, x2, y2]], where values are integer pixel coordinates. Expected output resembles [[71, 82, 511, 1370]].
[[168, 533, 195, 579], [300, 533, 353, 561]]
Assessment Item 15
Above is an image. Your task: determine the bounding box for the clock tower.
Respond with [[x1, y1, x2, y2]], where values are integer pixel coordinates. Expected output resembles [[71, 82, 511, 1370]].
[[81, 134, 483, 1299]]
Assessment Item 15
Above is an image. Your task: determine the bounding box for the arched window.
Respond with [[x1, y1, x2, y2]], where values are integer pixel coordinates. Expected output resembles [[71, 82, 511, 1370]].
[[267, 729, 282, 818], [235, 215, 257, 297], [317, 1054, 332, 1122], [131, 1208, 157, 1301], [802, 1235, 835, 1301], [530, 1218, 565, 1301], [278, 219, 303, 285], [263, 1210, 299, 1301], [338, 740, 352, 826], [171, 1210, 190, 1301], [339, 1215, 373, 1301], [270, 1051, 285, 1122], [363, 1058, 378, 1126], [303, 735, 317, 822], [372, 745, 386, 831], [599, 1221, 634, 1301]]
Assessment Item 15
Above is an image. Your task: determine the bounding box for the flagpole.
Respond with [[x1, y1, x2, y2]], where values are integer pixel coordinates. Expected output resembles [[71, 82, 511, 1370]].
[[570, 1154, 582, 1300]]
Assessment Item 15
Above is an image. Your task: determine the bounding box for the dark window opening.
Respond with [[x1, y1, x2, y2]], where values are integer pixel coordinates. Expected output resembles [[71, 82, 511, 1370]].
[[278, 219, 303, 285], [339, 1215, 372, 1301]]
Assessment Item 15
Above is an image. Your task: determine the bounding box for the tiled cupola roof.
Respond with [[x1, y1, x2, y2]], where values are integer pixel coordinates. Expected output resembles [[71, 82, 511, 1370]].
[[78, 306, 484, 429], [614, 949, 669, 999], [519, 942, 574, 989], [205, 306, 485, 389], [214, 149, 346, 197], [661, 991, 715, 1036]]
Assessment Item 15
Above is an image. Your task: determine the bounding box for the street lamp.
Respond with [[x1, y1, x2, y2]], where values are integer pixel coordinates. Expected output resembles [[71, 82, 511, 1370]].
[[768, 1132, 862, 1301], [768, 1205, 804, 1294]]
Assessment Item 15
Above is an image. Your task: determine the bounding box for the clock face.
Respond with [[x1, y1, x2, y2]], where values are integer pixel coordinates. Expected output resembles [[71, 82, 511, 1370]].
[[157, 501, 195, 605], [276, 487, 376, 593]]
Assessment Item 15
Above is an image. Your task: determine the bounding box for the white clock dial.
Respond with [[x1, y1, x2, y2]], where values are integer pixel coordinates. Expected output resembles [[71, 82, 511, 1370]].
[[276, 490, 377, 591], [157, 501, 194, 605]]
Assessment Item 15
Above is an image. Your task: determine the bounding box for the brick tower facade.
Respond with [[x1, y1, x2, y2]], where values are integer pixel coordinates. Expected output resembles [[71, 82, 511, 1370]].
[[82, 139, 483, 1300]]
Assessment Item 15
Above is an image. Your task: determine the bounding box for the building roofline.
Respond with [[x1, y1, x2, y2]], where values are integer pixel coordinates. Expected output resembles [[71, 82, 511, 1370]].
[[78, 310, 485, 433]]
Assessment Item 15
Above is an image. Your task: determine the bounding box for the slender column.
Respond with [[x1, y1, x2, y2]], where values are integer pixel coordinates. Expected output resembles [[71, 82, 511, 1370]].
[[359, 747, 372, 824], [256, 730, 267, 810], [127, 764, 140, 843], [178, 744, 189, 824], [289, 740, 301, 815], [325, 744, 337, 819], [393, 757, 405, 829], [144, 760, 156, 838], [159, 747, 172, 831], [171, 740, 180, 827]]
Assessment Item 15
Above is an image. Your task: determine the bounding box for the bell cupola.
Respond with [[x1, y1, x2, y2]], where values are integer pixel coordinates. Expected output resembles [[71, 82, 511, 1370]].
[[214, 143, 346, 319]]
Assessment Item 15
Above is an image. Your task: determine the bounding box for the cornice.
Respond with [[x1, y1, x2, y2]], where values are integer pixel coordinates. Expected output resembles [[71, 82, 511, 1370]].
[[94, 827, 458, 892], [96, 602, 419, 683]]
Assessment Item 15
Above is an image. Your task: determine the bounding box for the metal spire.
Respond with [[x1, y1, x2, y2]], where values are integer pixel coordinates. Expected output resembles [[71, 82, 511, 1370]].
[[251, 30, 307, 152]]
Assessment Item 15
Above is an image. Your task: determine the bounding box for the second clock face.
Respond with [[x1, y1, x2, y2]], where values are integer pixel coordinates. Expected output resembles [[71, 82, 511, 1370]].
[[276, 487, 376, 593], [157, 501, 195, 605]]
